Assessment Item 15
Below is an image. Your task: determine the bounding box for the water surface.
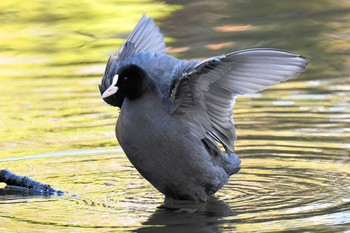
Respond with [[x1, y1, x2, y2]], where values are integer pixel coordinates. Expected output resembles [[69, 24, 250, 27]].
[[1, 0, 350, 232]]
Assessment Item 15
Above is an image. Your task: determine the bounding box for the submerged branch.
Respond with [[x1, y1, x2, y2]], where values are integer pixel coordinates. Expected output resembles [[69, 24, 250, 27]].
[[0, 169, 64, 195]]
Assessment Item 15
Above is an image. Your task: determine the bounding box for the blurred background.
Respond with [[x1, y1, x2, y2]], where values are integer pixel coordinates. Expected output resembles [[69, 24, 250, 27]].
[[0, 0, 349, 232]]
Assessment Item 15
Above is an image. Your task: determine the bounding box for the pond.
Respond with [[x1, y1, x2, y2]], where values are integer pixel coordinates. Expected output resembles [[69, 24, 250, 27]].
[[1, 0, 350, 232]]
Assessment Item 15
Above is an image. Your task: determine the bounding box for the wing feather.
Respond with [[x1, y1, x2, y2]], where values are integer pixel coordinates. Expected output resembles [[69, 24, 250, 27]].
[[118, 14, 166, 60], [171, 49, 308, 153]]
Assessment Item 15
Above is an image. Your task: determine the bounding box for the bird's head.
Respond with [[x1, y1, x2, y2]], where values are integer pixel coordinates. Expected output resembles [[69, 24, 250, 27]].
[[100, 64, 147, 107]]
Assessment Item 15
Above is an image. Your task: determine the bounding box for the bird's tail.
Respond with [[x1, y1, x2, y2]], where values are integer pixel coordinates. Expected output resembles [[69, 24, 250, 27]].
[[223, 153, 241, 176]]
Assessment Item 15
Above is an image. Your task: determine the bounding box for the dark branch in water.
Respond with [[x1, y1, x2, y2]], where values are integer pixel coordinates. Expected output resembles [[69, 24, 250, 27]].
[[0, 169, 64, 195]]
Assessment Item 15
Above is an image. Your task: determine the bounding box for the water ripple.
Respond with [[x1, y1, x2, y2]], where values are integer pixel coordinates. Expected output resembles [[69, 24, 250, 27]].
[[219, 155, 350, 227]]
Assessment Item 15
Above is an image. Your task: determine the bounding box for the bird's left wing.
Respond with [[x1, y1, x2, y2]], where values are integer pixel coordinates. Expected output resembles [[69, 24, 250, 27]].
[[171, 49, 308, 153], [99, 14, 166, 106], [117, 14, 166, 60]]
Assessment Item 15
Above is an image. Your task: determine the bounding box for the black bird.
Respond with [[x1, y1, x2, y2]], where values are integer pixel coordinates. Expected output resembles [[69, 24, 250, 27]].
[[99, 15, 307, 202]]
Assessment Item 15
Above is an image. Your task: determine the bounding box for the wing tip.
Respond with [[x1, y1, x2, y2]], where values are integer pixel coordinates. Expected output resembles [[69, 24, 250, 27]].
[[117, 14, 166, 60], [226, 47, 308, 71]]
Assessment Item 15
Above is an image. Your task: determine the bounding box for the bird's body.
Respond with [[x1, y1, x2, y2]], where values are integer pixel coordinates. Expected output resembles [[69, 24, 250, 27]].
[[116, 79, 239, 201], [99, 15, 307, 202]]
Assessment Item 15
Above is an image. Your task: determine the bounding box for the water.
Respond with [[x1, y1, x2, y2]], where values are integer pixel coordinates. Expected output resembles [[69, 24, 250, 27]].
[[1, 0, 349, 232]]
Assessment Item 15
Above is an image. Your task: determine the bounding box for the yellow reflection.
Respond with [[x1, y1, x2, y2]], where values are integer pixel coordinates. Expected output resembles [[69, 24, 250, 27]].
[[215, 24, 257, 32], [0, 0, 180, 159], [205, 42, 235, 50]]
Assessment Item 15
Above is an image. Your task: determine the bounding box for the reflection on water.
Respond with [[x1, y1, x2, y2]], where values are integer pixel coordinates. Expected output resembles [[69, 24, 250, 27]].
[[1, 0, 350, 232], [138, 197, 236, 233]]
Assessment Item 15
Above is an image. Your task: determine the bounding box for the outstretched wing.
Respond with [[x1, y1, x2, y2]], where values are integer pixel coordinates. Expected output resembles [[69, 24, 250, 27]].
[[99, 14, 166, 106], [171, 49, 308, 153], [117, 14, 166, 61]]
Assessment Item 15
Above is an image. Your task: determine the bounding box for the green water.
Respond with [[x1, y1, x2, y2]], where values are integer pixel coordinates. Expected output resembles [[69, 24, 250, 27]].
[[1, 0, 350, 232]]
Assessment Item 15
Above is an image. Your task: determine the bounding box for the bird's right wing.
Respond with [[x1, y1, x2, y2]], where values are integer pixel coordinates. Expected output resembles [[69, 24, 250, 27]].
[[171, 49, 308, 153]]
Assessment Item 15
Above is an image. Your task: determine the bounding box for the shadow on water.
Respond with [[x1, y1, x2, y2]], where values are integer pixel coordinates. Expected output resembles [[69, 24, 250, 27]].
[[136, 197, 236, 233]]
